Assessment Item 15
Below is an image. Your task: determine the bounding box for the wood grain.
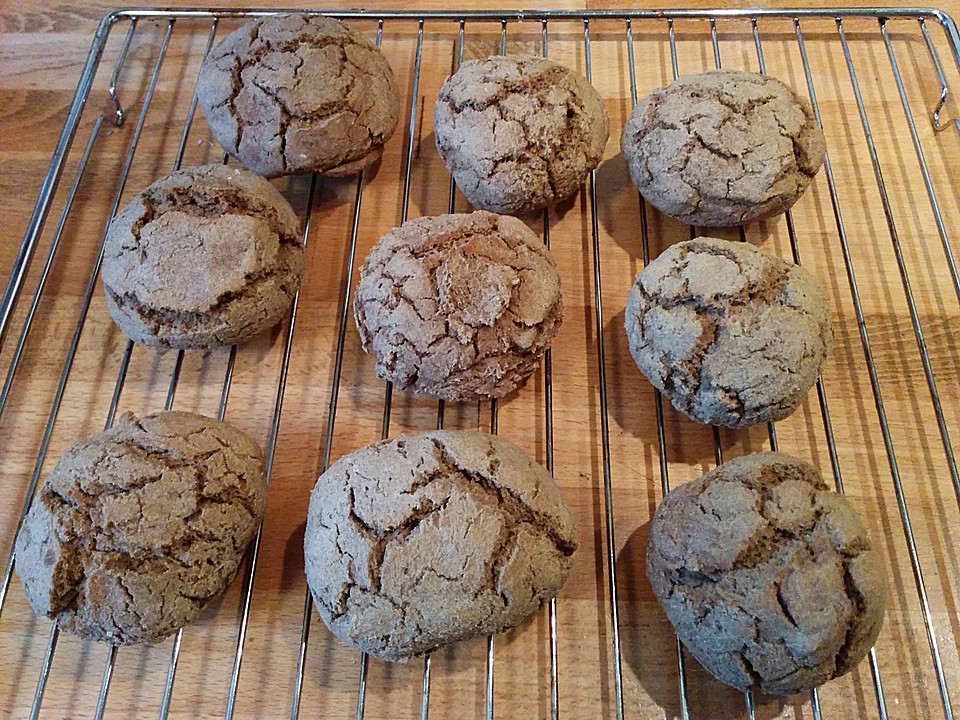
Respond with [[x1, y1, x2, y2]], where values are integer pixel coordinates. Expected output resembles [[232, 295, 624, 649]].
[[1, 3, 959, 720]]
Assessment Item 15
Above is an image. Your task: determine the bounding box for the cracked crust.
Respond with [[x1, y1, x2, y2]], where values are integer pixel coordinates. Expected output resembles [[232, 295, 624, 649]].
[[435, 55, 609, 215], [647, 452, 885, 696], [304, 430, 577, 662], [101, 164, 304, 349], [624, 237, 833, 428], [197, 14, 400, 178], [621, 69, 826, 227], [14, 411, 267, 645], [353, 211, 563, 400]]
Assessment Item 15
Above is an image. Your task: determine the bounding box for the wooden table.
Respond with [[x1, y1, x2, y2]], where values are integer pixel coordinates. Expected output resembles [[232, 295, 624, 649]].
[[1, 2, 959, 719]]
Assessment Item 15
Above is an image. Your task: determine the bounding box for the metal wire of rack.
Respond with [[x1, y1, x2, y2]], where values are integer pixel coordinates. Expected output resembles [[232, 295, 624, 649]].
[[1, 6, 959, 720]]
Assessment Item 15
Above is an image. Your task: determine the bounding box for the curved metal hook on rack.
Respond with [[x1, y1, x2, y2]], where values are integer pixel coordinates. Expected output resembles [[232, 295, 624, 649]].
[[108, 18, 138, 126], [919, 18, 960, 133], [932, 87, 960, 132]]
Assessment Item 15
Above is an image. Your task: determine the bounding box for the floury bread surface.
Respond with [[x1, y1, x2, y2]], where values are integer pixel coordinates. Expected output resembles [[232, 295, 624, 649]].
[[304, 430, 577, 662], [15, 412, 267, 645]]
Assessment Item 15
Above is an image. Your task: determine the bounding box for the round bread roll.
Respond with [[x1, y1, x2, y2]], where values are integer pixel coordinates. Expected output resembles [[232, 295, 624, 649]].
[[197, 14, 400, 178], [621, 69, 825, 226], [15, 411, 267, 645], [435, 55, 609, 215], [304, 430, 577, 662], [102, 164, 303, 349], [646, 452, 885, 696], [624, 237, 832, 428], [353, 211, 563, 400]]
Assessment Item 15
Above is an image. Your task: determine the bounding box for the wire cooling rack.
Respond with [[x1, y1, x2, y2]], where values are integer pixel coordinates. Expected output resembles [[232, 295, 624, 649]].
[[0, 7, 959, 720]]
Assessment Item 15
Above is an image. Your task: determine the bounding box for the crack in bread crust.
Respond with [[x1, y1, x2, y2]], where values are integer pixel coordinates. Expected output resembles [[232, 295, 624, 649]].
[[101, 164, 304, 349], [304, 430, 577, 662], [197, 14, 400, 178], [646, 452, 886, 696], [435, 55, 610, 215], [624, 237, 833, 428], [353, 210, 563, 401], [621, 69, 826, 227], [14, 412, 268, 645]]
